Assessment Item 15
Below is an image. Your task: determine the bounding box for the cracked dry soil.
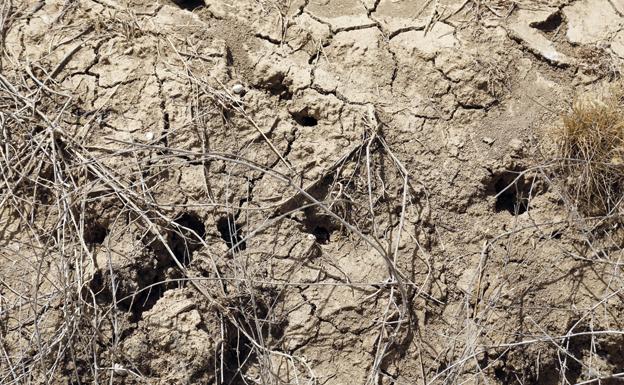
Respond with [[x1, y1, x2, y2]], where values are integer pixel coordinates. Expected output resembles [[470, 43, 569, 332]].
[[2, 0, 624, 384]]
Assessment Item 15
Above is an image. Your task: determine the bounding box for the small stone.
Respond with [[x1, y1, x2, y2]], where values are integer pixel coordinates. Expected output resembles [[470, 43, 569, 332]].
[[145, 132, 154, 141], [483, 137, 495, 145], [113, 363, 127, 376], [509, 138, 523, 151], [232, 84, 244, 94]]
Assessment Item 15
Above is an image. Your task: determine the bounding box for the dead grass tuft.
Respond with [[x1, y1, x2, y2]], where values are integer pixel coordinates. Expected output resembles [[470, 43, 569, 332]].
[[556, 84, 624, 216]]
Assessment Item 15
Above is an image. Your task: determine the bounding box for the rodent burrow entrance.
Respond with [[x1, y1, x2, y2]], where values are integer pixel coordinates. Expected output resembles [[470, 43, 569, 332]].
[[171, 212, 206, 265], [301, 208, 340, 245], [529, 11, 563, 33], [291, 108, 318, 127], [84, 221, 109, 245], [88, 212, 207, 318], [172, 0, 205, 11], [487, 170, 533, 215], [216, 215, 247, 251]]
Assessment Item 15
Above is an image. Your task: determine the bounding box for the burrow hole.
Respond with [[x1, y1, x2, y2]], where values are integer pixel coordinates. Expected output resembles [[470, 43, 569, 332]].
[[84, 221, 109, 245], [530, 12, 563, 33], [221, 290, 276, 384], [301, 209, 340, 245], [291, 108, 318, 127], [173, 0, 205, 11], [171, 212, 206, 265], [137, 212, 205, 312], [312, 226, 331, 244], [87, 261, 161, 319], [488, 170, 531, 215], [217, 215, 247, 251], [87, 213, 206, 320], [259, 72, 292, 100]]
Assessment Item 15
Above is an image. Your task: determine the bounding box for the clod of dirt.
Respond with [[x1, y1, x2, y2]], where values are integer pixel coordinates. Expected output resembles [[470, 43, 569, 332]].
[[612, 31, 624, 58], [390, 22, 458, 60], [305, 0, 372, 31], [123, 289, 220, 383], [563, 0, 621, 44], [507, 9, 573, 66]]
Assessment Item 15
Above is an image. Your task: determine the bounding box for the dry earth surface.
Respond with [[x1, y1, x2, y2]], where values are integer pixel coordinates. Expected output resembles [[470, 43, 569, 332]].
[[2, 0, 624, 384]]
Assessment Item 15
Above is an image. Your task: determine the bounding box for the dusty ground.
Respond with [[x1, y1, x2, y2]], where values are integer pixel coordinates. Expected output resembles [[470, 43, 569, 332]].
[[1, 0, 624, 384]]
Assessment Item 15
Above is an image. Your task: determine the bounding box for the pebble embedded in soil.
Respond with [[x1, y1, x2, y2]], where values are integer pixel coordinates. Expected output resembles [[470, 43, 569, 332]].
[[232, 84, 245, 94], [112, 363, 127, 376], [509, 138, 523, 151]]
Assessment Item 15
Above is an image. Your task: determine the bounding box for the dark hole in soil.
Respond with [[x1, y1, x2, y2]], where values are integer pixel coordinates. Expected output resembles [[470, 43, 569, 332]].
[[84, 222, 109, 245], [87, 266, 162, 320], [312, 226, 331, 244], [72, 106, 86, 117], [596, 335, 624, 374], [171, 212, 206, 265], [124, 276, 164, 320], [225, 47, 234, 66], [217, 215, 246, 251], [163, 112, 170, 131], [308, 50, 321, 65], [221, 291, 275, 384], [291, 109, 318, 127], [270, 318, 288, 340], [260, 73, 292, 100], [493, 365, 509, 383], [268, 82, 292, 100], [221, 107, 235, 125], [487, 170, 535, 215], [550, 230, 563, 239], [530, 12, 563, 32], [172, 0, 205, 11], [88, 214, 208, 320], [88, 270, 105, 298], [301, 209, 339, 245], [494, 176, 528, 215]]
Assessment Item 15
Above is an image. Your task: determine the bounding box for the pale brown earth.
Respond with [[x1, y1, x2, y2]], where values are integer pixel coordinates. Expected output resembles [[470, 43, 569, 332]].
[[1, 0, 624, 384]]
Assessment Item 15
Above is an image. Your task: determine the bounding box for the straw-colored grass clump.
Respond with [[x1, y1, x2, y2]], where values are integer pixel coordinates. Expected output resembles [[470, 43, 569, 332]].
[[557, 85, 624, 216]]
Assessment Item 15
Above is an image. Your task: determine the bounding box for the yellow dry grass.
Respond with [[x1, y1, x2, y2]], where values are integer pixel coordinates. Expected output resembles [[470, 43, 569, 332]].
[[557, 84, 624, 215]]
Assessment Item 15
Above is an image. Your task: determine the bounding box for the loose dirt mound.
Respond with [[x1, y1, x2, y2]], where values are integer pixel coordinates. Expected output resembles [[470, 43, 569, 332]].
[[2, 0, 624, 384]]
